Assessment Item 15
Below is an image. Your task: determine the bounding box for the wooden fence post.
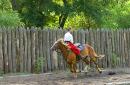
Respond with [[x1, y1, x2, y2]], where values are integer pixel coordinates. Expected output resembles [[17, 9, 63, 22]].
[[11, 29, 16, 72], [0, 29, 3, 72]]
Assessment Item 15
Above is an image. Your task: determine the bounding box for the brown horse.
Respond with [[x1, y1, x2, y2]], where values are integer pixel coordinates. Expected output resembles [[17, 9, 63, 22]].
[[51, 38, 104, 78]]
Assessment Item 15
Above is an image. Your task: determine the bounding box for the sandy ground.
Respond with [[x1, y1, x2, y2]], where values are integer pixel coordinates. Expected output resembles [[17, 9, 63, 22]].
[[0, 69, 130, 85]]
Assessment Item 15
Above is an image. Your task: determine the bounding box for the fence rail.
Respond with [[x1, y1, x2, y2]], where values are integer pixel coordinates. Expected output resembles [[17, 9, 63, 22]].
[[0, 28, 130, 73]]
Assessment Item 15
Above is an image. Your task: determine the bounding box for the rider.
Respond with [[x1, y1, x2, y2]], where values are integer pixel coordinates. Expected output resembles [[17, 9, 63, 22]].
[[64, 27, 84, 58]]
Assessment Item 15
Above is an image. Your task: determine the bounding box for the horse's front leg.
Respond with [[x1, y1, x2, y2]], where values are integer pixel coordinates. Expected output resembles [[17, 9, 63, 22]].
[[68, 63, 77, 78], [72, 63, 77, 78]]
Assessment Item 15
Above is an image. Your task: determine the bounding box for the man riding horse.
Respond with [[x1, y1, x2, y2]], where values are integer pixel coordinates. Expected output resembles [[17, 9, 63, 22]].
[[64, 27, 85, 59], [51, 28, 105, 78]]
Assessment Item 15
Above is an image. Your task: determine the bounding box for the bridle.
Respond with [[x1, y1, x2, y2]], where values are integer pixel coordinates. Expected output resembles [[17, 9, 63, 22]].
[[55, 49, 61, 54], [51, 41, 61, 54], [51, 39, 68, 54], [51, 40, 72, 57]]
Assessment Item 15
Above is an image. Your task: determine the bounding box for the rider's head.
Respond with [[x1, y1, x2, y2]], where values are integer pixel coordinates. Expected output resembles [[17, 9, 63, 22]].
[[67, 27, 73, 33]]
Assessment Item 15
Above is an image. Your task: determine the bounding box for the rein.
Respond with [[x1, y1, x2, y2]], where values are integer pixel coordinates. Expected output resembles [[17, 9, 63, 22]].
[[58, 41, 72, 56]]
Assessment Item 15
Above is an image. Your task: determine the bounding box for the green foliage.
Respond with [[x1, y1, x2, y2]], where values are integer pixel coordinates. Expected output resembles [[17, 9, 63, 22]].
[[19, 0, 47, 27], [0, 0, 12, 11], [1, 0, 130, 29], [16, 0, 107, 28], [74, 0, 103, 23], [116, 1, 130, 28], [0, 10, 23, 27], [34, 56, 45, 73], [101, 0, 130, 29], [64, 12, 97, 29], [0, 70, 4, 76], [0, 0, 23, 27]]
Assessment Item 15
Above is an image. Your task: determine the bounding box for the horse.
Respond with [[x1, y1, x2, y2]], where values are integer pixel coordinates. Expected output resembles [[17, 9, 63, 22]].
[[50, 38, 104, 78]]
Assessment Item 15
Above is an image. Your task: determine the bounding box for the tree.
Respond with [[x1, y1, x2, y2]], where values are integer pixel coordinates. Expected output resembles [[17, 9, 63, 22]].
[[9, 0, 109, 29], [101, 0, 130, 29], [8, 0, 130, 29], [10, 0, 18, 10], [47, 0, 108, 29], [0, 0, 23, 27]]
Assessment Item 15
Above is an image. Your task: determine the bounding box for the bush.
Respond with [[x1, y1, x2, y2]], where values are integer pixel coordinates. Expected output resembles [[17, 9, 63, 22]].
[[0, 10, 23, 27], [111, 53, 120, 67], [34, 56, 45, 73]]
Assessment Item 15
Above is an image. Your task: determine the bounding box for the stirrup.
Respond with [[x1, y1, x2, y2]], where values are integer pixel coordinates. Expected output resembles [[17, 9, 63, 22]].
[[81, 56, 87, 60]]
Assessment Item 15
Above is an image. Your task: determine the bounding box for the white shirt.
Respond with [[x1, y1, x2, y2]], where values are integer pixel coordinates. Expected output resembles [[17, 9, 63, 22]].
[[64, 32, 74, 43]]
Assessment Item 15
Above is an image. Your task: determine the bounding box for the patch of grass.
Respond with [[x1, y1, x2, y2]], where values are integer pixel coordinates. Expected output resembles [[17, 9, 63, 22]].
[[111, 53, 120, 67], [34, 56, 45, 74], [0, 70, 4, 76]]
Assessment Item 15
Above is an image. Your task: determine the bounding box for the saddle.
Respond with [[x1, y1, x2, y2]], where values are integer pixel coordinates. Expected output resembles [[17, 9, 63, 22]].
[[64, 41, 85, 52], [74, 43, 85, 51]]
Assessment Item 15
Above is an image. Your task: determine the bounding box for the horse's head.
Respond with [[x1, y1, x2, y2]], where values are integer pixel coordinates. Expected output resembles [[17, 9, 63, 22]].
[[50, 38, 64, 51]]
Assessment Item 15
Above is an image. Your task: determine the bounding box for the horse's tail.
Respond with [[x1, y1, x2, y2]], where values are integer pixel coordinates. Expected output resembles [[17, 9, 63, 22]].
[[96, 54, 105, 59]]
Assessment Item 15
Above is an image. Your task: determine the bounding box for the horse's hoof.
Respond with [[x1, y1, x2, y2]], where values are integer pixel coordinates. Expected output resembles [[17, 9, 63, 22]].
[[99, 71, 102, 74], [76, 69, 81, 73]]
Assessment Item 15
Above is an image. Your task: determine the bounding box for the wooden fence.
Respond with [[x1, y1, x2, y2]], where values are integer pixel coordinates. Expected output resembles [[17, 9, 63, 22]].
[[0, 28, 130, 73]]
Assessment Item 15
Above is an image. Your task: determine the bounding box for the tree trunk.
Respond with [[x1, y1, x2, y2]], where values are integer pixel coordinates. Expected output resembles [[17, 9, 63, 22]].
[[59, 14, 68, 29], [10, 0, 18, 10], [58, 0, 68, 29]]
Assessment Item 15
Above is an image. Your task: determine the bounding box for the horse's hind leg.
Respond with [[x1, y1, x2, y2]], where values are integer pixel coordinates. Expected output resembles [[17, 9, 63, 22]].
[[82, 57, 90, 72], [91, 58, 102, 73], [94, 62, 102, 73]]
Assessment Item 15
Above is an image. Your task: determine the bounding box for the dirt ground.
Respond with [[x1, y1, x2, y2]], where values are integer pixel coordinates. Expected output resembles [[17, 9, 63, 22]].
[[0, 68, 130, 85]]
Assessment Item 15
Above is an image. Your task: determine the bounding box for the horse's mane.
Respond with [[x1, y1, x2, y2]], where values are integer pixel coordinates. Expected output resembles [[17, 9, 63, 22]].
[[57, 38, 64, 42], [57, 38, 68, 49]]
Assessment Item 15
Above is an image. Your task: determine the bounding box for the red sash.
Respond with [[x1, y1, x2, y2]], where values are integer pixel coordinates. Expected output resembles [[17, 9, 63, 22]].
[[66, 42, 80, 55]]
